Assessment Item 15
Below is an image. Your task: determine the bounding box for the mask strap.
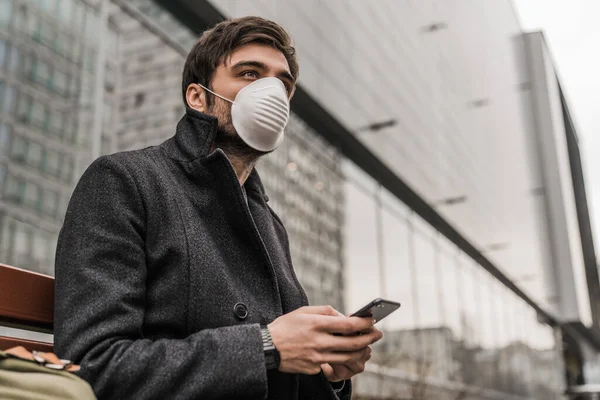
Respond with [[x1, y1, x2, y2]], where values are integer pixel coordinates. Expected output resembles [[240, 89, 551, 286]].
[[197, 83, 235, 104]]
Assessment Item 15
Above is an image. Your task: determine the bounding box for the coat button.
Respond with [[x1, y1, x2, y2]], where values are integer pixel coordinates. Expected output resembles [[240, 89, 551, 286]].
[[234, 303, 248, 320]]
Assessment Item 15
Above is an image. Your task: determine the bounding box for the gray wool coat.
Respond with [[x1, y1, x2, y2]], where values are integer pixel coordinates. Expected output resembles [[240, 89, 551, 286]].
[[54, 108, 352, 400]]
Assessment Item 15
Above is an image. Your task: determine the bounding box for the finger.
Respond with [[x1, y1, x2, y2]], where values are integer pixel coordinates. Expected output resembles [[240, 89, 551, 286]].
[[357, 326, 376, 335], [323, 331, 382, 352], [326, 363, 355, 381], [320, 363, 338, 381], [321, 348, 367, 365], [299, 305, 341, 316], [318, 316, 375, 334], [344, 359, 367, 375]]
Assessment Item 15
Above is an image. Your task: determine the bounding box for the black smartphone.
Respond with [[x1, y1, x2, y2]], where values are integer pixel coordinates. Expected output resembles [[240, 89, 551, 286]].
[[351, 298, 401, 323], [333, 298, 401, 336]]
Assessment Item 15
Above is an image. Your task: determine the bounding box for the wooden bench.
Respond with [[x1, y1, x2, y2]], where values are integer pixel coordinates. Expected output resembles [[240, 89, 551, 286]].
[[0, 263, 54, 352]]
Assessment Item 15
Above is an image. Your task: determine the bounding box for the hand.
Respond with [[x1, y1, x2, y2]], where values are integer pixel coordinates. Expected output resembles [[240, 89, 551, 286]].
[[321, 325, 381, 382], [267, 306, 383, 375], [321, 344, 372, 382]]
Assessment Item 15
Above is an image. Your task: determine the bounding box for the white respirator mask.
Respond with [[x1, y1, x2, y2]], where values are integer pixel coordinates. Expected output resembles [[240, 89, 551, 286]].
[[198, 77, 290, 152]]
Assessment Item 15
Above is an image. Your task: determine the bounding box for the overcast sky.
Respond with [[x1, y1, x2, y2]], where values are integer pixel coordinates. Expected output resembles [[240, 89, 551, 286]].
[[513, 0, 600, 250]]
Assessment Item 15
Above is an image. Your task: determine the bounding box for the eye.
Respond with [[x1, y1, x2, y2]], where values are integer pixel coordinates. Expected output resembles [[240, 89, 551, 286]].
[[240, 70, 259, 79]]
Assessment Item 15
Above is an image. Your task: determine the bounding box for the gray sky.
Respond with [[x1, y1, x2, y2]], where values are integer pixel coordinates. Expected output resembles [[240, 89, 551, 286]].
[[513, 0, 600, 250]]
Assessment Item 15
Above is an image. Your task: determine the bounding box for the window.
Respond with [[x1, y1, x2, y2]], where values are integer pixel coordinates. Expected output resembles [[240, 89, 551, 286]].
[[49, 109, 64, 133], [60, 157, 73, 183], [43, 189, 57, 216], [34, 59, 51, 86], [2, 85, 15, 113], [13, 221, 29, 256], [0, 39, 7, 69], [26, 141, 43, 168], [32, 231, 48, 267], [134, 92, 145, 107], [0, 123, 11, 156], [57, 0, 72, 24], [72, 1, 84, 31], [36, 21, 56, 47], [52, 69, 68, 95], [0, 0, 12, 28], [19, 52, 33, 80], [55, 31, 70, 58], [16, 92, 31, 121], [45, 149, 60, 175], [24, 181, 40, 209], [3, 175, 21, 200], [84, 8, 98, 43], [30, 100, 47, 127], [84, 49, 95, 73], [10, 134, 26, 161], [26, 11, 39, 39], [63, 114, 76, 143], [7, 45, 20, 73], [39, 0, 55, 13], [0, 163, 5, 188]]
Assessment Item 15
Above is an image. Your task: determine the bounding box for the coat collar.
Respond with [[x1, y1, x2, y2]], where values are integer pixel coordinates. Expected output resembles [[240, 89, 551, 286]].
[[161, 107, 219, 162], [160, 107, 268, 200]]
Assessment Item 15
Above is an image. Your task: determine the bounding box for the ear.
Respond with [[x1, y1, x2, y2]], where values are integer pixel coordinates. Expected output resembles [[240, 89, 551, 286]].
[[186, 84, 208, 113]]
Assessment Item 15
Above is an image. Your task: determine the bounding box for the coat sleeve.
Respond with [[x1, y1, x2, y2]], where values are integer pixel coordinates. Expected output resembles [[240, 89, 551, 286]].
[[53, 155, 268, 400]]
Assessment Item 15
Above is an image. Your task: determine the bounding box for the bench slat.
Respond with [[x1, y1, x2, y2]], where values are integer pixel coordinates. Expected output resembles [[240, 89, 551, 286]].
[[0, 264, 54, 333], [0, 336, 53, 353]]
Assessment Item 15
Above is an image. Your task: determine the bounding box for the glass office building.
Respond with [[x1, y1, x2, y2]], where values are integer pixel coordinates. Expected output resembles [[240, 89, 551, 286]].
[[0, 0, 117, 274], [2, 0, 599, 398]]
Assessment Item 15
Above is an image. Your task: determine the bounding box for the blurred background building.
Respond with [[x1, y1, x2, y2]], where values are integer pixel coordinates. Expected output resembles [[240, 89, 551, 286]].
[[1, 0, 600, 398]]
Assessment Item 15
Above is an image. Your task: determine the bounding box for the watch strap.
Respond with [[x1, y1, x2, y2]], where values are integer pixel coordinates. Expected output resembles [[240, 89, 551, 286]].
[[260, 326, 280, 370]]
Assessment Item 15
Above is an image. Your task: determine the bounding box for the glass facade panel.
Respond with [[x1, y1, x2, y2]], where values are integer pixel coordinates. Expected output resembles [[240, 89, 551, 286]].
[[437, 240, 463, 382], [378, 200, 418, 374], [344, 176, 380, 314], [459, 254, 482, 387]]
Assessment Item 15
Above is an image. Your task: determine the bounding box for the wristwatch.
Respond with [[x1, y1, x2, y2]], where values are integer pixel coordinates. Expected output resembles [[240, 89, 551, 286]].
[[260, 326, 280, 370]]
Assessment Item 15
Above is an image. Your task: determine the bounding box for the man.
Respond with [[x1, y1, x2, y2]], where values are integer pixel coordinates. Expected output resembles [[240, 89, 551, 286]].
[[54, 16, 382, 400]]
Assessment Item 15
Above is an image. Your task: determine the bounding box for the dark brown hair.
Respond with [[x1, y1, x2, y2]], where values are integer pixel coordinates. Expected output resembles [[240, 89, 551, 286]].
[[182, 16, 299, 107]]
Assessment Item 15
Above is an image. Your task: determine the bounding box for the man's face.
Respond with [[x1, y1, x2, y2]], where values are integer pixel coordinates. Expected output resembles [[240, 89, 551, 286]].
[[187, 43, 295, 151]]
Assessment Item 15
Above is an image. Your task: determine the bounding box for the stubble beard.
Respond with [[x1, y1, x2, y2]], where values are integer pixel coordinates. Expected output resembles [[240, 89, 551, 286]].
[[209, 97, 267, 164]]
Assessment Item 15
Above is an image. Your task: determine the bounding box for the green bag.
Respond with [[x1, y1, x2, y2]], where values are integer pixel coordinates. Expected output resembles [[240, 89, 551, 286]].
[[0, 347, 96, 400]]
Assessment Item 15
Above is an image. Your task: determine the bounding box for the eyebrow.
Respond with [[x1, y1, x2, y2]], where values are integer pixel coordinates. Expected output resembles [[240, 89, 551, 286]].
[[231, 60, 295, 86]]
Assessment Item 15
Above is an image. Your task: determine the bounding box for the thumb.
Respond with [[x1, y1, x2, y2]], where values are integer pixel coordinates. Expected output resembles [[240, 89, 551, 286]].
[[321, 363, 336, 381]]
